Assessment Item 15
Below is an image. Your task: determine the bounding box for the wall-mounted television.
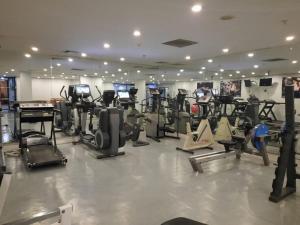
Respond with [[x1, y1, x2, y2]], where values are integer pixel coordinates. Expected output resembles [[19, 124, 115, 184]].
[[259, 78, 272, 86], [244, 80, 252, 87]]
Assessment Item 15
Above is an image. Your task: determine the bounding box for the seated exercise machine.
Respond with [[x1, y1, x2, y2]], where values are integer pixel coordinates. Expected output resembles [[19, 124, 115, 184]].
[[144, 88, 179, 142], [15, 102, 67, 168], [269, 82, 300, 202], [176, 93, 214, 153], [116, 88, 149, 147], [189, 123, 270, 173], [72, 84, 126, 159]]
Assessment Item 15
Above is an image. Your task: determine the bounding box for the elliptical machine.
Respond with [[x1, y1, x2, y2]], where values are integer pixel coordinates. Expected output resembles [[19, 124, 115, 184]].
[[116, 88, 149, 147], [72, 84, 126, 159]]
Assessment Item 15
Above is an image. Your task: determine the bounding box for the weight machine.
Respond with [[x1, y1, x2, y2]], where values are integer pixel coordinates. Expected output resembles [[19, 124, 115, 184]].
[[269, 83, 300, 202]]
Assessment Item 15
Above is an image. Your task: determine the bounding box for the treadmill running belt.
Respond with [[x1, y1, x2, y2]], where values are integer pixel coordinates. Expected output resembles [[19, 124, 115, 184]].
[[24, 145, 66, 168]]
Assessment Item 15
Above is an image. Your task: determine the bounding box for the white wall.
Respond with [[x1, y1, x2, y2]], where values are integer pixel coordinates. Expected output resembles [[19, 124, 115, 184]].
[[18, 72, 32, 101], [31, 78, 79, 100]]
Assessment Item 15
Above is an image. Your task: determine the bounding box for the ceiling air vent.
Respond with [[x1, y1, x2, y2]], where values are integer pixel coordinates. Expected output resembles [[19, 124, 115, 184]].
[[71, 68, 85, 71], [162, 39, 198, 48], [147, 66, 160, 70], [156, 61, 168, 64], [262, 58, 288, 62], [51, 57, 65, 61], [63, 50, 79, 54]]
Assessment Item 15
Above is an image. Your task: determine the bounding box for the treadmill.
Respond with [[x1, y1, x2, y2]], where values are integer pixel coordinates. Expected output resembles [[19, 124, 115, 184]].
[[17, 102, 67, 168]]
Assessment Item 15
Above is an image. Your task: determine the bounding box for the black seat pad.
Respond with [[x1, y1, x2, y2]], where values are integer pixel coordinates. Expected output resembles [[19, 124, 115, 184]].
[[218, 140, 236, 146], [161, 217, 207, 225]]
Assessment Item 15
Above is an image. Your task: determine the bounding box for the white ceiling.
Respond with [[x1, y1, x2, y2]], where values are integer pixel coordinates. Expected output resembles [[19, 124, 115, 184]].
[[0, 0, 300, 83]]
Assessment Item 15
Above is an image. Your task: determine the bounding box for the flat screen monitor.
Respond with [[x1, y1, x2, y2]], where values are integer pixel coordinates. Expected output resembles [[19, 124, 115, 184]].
[[196, 91, 204, 98], [75, 85, 90, 95], [118, 91, 130, 99], [244, 80, 252, 87], [260, 78, 272, 86]]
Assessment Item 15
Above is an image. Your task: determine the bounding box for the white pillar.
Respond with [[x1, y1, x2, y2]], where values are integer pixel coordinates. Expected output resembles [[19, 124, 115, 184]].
[[135, 80, 146, 110], [18, 72, 32, 101]]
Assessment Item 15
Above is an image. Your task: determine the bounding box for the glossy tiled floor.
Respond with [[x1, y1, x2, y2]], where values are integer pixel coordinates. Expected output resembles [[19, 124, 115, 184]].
[[1, 113, 299, 225]]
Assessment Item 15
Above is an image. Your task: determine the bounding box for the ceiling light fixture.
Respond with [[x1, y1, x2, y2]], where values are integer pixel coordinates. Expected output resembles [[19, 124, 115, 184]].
[[298, 70, 300, 74], [37, 76, 40, 79], [208, 59, 213, 63], [222, 48, 229, 53], [124, 72, 127, 75], [137, 70, 141, 73], [105, 71, 108, 74], [112, 74, 115, 77], [81, 53, 87, 57], [199, 71, 203, 74], [190, 79, 194, 81], [84, 74, 87, 77], [248, 52, 254, 58], [104, 43, 110, 49], [236, 70, 240, 74], [11, 69, 15, 72], [220, 69, 224, 72], [191, 4, 202, 13], [286, 35, 295, 42], [118, 68, 122, 72], [251, 72, 255, 75], [180, 69, 184, 72], [56, 63, 61, 67], [31, 46, 39, 52], [68, 58, 73, 62], [24, 53, 31, 58], [265, 72, 269, 76], [94, 72, 98, 75], [120, 57, 125, 61], [50, 66, 54, 69], [133, 30, 141, 37], [242, 75, 246, 78], [185, 55, 191, 60], [215, 72, 219, 76], [43, 68, 47, 72], [292, 60, 298, 64], [177, 73, 180, 76], [254, 64, 259, 68], [103, 61, 108, 65], [201, 66, 206, 70], [229, 74, 233, 77], [161, 74, 165, 77]]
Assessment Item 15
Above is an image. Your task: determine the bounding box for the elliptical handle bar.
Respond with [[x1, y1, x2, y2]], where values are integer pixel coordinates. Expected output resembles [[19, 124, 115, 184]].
[[59, 86, 66, 99]]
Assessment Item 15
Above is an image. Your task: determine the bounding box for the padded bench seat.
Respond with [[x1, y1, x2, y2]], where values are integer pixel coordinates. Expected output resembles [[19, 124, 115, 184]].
[[161, 217, 207, 225]]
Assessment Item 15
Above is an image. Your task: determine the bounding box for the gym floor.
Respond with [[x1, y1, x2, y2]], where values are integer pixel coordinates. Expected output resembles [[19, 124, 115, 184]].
[[1, 132, 300, 225]]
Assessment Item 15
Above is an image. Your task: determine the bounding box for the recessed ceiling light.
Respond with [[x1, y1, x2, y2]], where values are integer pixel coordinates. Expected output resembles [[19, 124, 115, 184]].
[[121, 77, 123, 80], [199, 71, 203, 74], [104, 43, 110, 49], [229, 74, 233, 77], [292, 60, 298, 64], [149, 76, 153, 79], [265, 72, 269, 76], [248, 52, 254, 58], [298, 70, 300, 74], [180, 69, 184, 72], [44, 74, 47, 77], [254, 64, 259, 68], [105, 71, 108, 74], [37, 76, 40, 79], [190, 78, 194, 81], [50, 66, 54, 69], [56, 63, 61, 67], [242, 75, 246, 78], [205, 78, 208, 81], [222, 48, 229, 53], [68, 58, 73, 62], [84, 74, 87, 77], [31, 46, 39, 52], [208, 59, 213, 63], [163, 78, 166, 81], [72, 75, 75, 78], [214, 72, 219, 76], [24, 53, 31, 58], [133, 30, 141, 37], [81, 53, 87, 57], [112, 74, 115, 77], [185, 55, 191, 60], [11, 69, 15, 72], [94, 72, 98, 75], [137, 70, 141, 73], [236, 70, 240, 74], [191, 4, 202, 13], [61, 72, 65, 75], [3, 74, 7, 77], [161, 74, 165, 77], [220, 69, 224, 72], [177, 73, 180, 76], [124, 72, 127, 75], [103, 61, 108, 65], [43, 68, 47, 72], [118, 68, 122, 72], [5, 72, 8, 74], [120, 57, 125, 61], [201, 66, 206, 70], [51, 76, 55, 79], [286, 35, 295, 42], [251, 72, 255, 75]]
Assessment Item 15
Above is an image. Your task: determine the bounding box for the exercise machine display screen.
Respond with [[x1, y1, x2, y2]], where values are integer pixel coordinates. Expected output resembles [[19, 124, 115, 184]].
[[244, 80, 252, 87], [260, 78, 272, 86], [118, 91, 130, 99], [196, 91, 204, 98], [75, 85, 90, 95]]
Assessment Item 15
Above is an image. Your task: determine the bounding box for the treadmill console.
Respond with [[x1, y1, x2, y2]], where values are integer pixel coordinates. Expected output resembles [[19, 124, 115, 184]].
[[118, 91, 130, 101], [149, 88, 160, 95], [74, 84, 91, 98]]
